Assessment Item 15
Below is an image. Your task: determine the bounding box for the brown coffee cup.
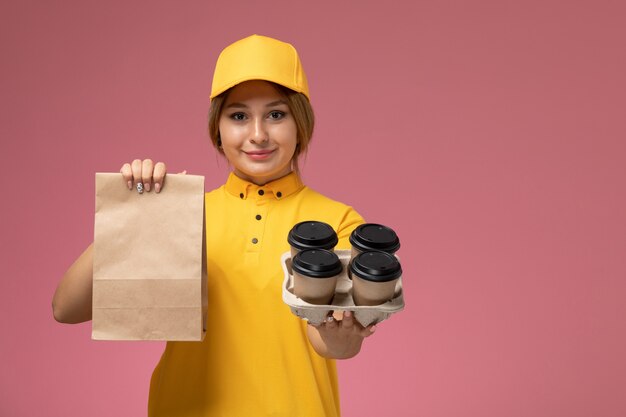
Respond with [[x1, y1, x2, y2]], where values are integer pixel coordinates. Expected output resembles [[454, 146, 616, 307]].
[[288, 221, 338, 258], [349, 223, 401, 262], [350, 251, 402, 306], [292, 249, 343, 305]]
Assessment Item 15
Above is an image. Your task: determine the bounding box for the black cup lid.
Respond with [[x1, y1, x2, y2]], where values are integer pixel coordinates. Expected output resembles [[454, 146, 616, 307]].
[[288, 221, 338, 251], [350, 251, 402, 282], [292, 249, 343, 278], [349, 223, 400, 253]]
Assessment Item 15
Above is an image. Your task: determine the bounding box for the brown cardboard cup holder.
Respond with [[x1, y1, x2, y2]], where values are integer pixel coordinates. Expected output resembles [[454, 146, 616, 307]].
[[282, 249, 405, 327]]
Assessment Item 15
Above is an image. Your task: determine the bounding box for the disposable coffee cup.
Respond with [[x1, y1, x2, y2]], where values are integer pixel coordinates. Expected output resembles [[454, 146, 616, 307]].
[[349, 223, 401, 260], [292, 249, 343, 305], [288, 221, 338, 258], [350, 251, 402, 306]]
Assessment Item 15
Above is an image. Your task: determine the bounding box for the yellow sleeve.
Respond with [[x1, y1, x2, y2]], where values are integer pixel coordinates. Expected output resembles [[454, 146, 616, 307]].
[[335, 206, 365, 250]]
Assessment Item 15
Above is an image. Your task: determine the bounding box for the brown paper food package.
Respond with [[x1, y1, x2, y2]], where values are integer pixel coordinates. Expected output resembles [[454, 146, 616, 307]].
[[92, 173, 207, 341]]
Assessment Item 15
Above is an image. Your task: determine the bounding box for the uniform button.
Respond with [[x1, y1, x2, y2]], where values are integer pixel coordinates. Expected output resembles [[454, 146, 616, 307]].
[[258, 189, 264, 196], [276, 191, 282, 198], [255, 215, 262, 220], [252, 238, 258, 244], [239, 193, 244, 199]]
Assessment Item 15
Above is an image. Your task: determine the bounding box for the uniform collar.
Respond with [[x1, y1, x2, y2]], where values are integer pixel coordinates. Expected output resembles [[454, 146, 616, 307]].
[[225, 171, 304, 200]]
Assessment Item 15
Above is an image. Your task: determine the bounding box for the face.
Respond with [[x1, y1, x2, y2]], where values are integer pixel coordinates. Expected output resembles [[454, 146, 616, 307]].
[[218, 80, 298, 185]]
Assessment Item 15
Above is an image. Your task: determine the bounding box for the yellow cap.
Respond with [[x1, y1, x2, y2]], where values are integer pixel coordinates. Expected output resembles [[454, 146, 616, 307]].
[[210, 34, 310, 100]]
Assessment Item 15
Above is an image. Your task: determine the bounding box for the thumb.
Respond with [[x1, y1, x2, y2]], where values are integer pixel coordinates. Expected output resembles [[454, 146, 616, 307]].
[[178, 170, 187, 175]]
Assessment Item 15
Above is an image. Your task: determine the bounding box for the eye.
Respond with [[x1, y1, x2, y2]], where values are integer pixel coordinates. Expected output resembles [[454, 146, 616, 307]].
[[230, 112, 246, 121], [268, 111, 285, 120]]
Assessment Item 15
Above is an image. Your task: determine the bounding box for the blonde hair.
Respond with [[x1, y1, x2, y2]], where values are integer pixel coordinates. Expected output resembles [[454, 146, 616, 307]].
[[208, 82, 315, 174]]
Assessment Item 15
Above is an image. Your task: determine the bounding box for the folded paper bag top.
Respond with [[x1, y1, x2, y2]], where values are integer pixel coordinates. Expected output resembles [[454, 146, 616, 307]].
[[92, 173, 207, 341]]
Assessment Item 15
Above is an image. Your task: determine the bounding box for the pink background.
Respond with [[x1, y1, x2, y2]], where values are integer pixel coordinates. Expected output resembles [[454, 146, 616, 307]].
[[1, 1, 625, 416]]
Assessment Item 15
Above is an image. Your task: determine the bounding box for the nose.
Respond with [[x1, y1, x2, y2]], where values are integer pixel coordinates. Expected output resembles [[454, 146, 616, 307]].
[[250, 116, 269, 144]]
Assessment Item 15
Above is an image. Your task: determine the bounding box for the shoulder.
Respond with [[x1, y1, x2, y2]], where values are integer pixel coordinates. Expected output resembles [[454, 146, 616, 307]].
[[298, 186, 355, 212], [295, 186, 365, 230], [294, 187, 365, 248], [204, 184, 227, 201]]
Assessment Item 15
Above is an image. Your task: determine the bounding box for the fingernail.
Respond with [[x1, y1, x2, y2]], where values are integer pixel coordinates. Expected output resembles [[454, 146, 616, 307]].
[[370, 325, 377, 333], [145, 182, 151, 192], [127, 181, 132, 190], [344, 311, 352, 318], [155, 183, 161, 193]]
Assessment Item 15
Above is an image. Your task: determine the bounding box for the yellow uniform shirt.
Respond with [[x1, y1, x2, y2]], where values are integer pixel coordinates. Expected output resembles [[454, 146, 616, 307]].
[[148, 172, 364, 417]]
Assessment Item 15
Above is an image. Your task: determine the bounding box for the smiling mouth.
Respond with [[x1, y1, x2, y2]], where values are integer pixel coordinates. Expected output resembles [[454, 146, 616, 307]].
[[244, 149, 275, 160]]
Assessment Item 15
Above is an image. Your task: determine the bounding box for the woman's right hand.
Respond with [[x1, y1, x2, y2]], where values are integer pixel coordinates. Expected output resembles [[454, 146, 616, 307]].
[[120, 159, 167, 193]]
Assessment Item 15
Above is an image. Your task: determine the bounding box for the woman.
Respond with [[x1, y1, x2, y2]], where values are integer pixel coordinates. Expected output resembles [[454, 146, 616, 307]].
[[53, 34, 375, 416]]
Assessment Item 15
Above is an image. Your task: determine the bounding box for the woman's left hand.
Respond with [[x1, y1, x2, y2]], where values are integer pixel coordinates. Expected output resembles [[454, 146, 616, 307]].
[[306, 311, 376, 359]]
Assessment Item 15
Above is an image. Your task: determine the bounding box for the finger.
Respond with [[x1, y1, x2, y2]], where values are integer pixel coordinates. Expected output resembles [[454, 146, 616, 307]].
[[361, 324, 377, 338], [131, 159, 143, 191], [153, 162, 167, 193], [332, 310, 343, 321], [120, 163, 133, 190], [177, 170, 187, 175], [342, 310, 355, 329], [325, 315, 337, 330], [141, 159, 154, 192]]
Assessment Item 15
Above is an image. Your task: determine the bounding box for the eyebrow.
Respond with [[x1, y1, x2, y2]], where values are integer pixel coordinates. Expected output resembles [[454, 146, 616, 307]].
[[225, 99, 288, 109]]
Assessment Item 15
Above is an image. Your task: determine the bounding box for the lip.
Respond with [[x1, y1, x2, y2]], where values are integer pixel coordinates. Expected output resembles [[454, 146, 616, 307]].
[[244, 149, 275, 160]]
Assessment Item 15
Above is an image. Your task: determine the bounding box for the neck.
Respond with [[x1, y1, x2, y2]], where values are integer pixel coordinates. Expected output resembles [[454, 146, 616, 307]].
[[233, 169, 294, 186]]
